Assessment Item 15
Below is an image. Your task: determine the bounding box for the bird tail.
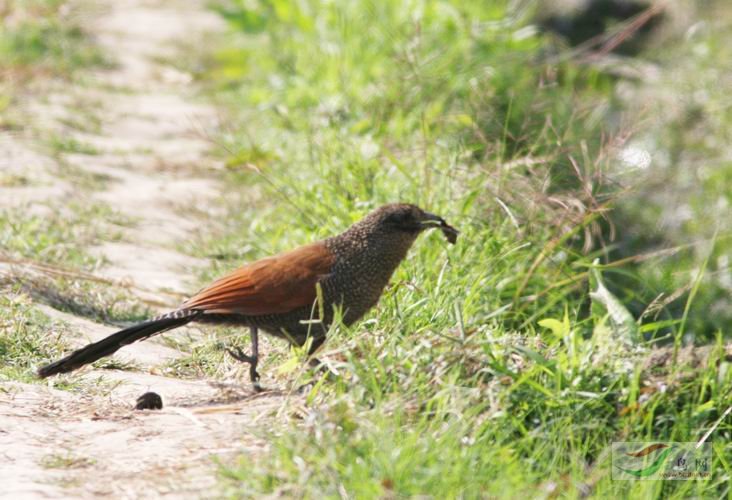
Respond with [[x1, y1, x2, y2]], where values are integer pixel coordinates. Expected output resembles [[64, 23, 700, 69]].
[[37, 309, 201, 378]]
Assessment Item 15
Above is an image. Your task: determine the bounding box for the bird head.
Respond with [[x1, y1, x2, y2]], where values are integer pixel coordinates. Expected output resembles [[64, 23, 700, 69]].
[[369, 203, 459, 244]]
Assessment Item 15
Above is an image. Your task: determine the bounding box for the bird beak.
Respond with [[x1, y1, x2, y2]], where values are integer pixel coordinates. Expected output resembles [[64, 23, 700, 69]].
[[421, 212, 459, 244], [420, 212, 444, 227]]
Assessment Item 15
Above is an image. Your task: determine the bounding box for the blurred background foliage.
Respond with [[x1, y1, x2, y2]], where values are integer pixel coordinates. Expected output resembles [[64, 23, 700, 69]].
[[606, 0, 732, 339]]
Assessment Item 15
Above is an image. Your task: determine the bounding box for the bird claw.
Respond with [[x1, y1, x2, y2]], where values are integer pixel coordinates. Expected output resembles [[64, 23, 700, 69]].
[[226, 347, 262, 391], [226, 347, 254, 364]]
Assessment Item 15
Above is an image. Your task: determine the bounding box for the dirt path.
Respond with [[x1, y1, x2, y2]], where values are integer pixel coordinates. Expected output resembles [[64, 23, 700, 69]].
[[0, 1, 291, 497]]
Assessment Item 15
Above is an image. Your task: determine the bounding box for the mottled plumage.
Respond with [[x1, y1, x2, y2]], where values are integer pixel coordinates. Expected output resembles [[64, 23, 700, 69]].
[[38, 203, 458, 387]]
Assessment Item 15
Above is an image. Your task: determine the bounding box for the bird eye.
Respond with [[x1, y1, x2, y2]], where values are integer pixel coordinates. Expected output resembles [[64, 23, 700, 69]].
[[385, 210, 418, 231], [388, 212, 408, 224]]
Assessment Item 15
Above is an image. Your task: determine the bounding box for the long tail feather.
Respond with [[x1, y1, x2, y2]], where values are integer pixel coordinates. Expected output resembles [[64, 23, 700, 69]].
[[38, 310, 200, 378]]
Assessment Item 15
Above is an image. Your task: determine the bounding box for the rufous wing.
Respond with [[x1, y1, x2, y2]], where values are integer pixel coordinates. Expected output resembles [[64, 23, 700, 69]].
[[183, 242, 335, 316]]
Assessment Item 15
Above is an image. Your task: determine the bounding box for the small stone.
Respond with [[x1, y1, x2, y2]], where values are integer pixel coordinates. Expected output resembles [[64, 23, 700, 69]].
[[135, 392, 163, 410]]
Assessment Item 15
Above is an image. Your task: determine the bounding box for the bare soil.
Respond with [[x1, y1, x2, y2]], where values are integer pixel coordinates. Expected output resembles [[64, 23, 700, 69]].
[[0, 1, 292, 497]]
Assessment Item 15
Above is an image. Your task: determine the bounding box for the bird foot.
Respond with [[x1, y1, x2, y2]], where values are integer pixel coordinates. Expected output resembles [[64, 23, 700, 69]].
[[226, 347, 263, 393]]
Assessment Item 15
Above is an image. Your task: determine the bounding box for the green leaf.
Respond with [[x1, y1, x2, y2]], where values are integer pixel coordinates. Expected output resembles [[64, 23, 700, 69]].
[[277, 355, 300, 375], [538, 318, 565, 337], [538, 308, 570, 337], [589, 260, 640, 344]]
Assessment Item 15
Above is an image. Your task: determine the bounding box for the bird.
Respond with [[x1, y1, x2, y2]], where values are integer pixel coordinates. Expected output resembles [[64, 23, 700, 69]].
[[37, 203, 458, 389]]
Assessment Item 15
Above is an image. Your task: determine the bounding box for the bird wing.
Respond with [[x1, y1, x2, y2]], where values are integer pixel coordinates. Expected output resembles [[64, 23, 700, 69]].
[[182, 242, 335, 316]]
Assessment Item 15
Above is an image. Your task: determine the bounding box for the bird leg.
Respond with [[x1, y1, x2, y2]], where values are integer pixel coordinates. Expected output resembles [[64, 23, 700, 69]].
[[226, 327, 262, 392]]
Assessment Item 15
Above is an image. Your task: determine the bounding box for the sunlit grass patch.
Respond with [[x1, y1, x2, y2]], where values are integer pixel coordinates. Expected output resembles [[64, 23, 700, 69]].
[[0, 280, 150, 383], [0, 202, 134, 269], [0, 201, 149, 363], [0, 291, 71, 382], [41, 451, 96, 470], [47, 136, 100, 156], [0, 0, 106, 80], [161, 328, 240, 380], [162, 326, 287, 382], [0, 172, 32, 187], [219, 310, 732, 498], [0, 0, 107, 135], [7, 273, 151, 325]]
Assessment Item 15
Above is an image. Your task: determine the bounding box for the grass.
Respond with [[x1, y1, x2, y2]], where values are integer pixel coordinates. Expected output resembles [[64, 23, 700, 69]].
[[0, 0, 106, 80], [0, 202, 132, 269], [187, 0, 732, 497], [0, 0, 106, 130], [161, 327, 248, 379], [47, 136, 100, 156], [0, 291, 71, 383], [0, 0, 728, 496], [0, 202, 148, 382], [41, 452, 96, 470], [0, 172, 32, 187], [0, 1, 157, 392], [9, 273, 152, 325], [0, 274, 149, 384]]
